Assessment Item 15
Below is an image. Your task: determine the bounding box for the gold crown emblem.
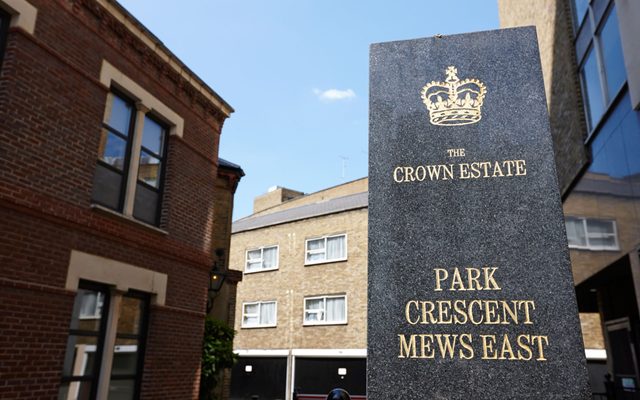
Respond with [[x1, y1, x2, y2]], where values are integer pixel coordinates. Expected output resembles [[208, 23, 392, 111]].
[[420, 66, 487, 126]]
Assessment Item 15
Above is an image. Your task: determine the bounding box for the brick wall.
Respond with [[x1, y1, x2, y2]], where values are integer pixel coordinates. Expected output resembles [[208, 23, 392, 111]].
[[563, 183, 640, 285], [0, 0, 233, 398], [231, 207, 369, 350]]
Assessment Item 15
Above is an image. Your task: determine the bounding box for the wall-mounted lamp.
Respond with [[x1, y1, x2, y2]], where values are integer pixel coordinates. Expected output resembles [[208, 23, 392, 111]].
[[206, 249, 226, 313]]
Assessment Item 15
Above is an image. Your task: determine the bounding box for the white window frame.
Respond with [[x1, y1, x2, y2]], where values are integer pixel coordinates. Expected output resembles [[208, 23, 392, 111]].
[[304, 234, 348, 265], [303, 294, 348, 326], [244, 245, 279, 273], [566, 217, 619, 251], [241, 301, 277, 328]]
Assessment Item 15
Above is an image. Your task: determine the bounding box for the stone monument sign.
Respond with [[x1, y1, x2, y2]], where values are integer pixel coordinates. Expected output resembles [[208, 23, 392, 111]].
[[367, 27, 590, 399]]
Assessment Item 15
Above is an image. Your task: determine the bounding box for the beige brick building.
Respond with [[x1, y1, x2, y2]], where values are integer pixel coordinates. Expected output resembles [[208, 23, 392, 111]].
[[229, 178, 369, 400]]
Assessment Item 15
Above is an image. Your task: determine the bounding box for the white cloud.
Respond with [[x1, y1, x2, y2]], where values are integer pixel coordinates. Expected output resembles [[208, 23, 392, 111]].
[[313, 88, 356, 102]]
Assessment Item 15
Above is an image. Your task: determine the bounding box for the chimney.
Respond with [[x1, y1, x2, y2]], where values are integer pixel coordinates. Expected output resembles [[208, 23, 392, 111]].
[[253, 186, 304, 214]]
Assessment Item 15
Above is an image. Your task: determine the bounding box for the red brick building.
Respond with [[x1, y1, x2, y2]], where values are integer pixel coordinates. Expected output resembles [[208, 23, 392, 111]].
[[0, 0, 242, 398]]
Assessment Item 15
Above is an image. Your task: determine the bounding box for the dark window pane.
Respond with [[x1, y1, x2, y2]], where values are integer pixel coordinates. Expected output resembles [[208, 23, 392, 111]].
[[573, 0, 588, 26], [581, 48, 605, 129], [61, 335, 99, 377], [58, 381, 94, 400], [599, 8, 626, 100], [92, 164, 123, 210], [107, 95, 133, 135], [133, 183, 159, 225], [117, 297, 143, 335], [112, 340, 139, 376], [141, 117, 164, 155], [98, 130, 127, 170], [0, 9, 10, 68], [107, 379, 135, 400], [138, 151, 161, 188]]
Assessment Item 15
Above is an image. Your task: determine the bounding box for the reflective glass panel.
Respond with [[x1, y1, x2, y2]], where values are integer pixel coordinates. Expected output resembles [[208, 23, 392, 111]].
[[306, 238, 326, 262], [107, 95, 133, 135], [132, 183, 159, 225], [99, 131, 127, 170], [79, 291, 104, 319], [70, 289, 105, 331], [565, 218, 587, 247], [581, 48, 605, 129], [307, 239, 324, 251], [243, 315, 258, 325], [306, 299, 324, 310], [326, 236, 346, 259], [58, 381, 93, 400], [246, 250, 262, 272], [306, 252, 324, 263], [244, 303, 259, 315], [586, 220, 617, 248], [247, 250, 261, 261], [326, 297, 346, 322], [116, 297, 143, 336], [107, 378, 135, 400], [599, 8, 626, 101], [61, 336, 99, 377], [259, 302, 276, 325], [137, 151, 160, 187], [262, 247, 277, 268], [141, 117, 164, 155], [573, 0, 589, 26], [92, 164, 123, 210], [112, 339, 139, 376]]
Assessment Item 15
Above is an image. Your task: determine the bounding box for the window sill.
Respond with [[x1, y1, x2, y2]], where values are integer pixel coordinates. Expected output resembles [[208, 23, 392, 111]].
[[303, 321, 348, 327], [244, 267, 279, 275], [568, 246, 619, 252], [304, 258, 348, 267], [91, 204, 168, 236], [241, 324, 277, 329]]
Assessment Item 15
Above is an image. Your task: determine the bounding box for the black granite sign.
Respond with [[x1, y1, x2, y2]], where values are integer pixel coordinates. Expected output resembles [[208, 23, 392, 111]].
[[367, 27, 590, 399]]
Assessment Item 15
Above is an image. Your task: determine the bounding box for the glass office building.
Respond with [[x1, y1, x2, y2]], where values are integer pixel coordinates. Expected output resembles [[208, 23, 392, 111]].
[[565, 0, 640, 397]]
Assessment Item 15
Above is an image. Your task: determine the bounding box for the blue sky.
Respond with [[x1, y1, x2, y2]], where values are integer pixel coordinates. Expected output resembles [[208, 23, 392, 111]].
[[119, 0, 499, 219]]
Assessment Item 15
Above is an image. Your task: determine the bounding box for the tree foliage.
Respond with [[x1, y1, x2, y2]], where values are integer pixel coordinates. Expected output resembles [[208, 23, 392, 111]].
[[200, 317, 237, 400]]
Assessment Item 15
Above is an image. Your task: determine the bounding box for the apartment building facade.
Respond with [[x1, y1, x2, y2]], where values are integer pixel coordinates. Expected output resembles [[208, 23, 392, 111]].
[[229, 179, 368, 400], [500, 0, 640, 397], [0, 0, 240, 398]]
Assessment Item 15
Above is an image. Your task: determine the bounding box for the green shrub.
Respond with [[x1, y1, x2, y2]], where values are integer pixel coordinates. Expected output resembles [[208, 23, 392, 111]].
[[200, 317, 237, 400]]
